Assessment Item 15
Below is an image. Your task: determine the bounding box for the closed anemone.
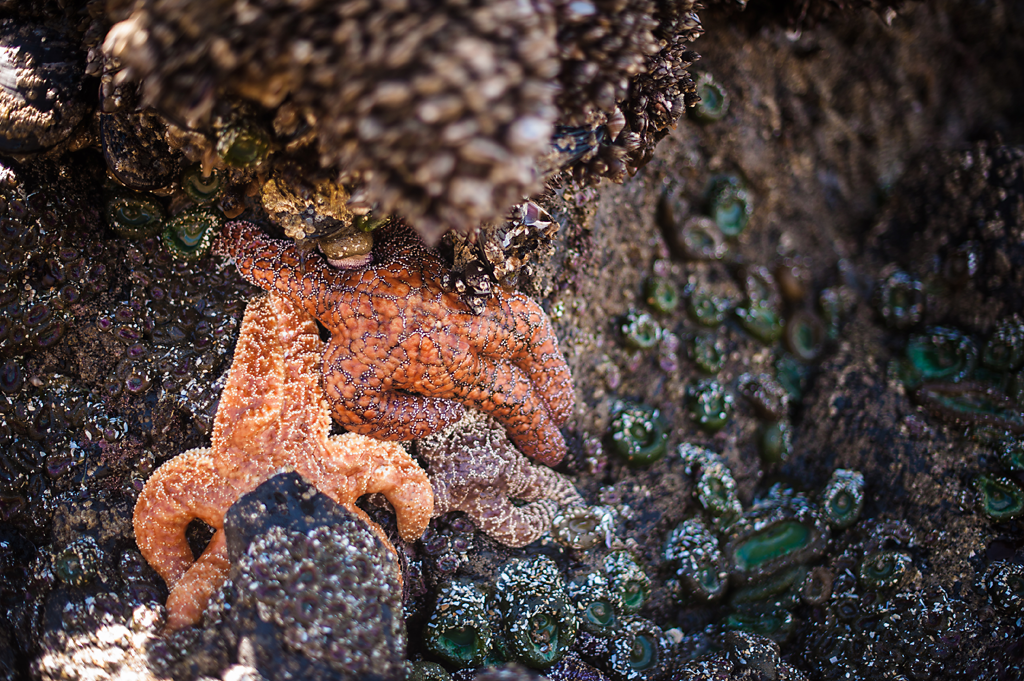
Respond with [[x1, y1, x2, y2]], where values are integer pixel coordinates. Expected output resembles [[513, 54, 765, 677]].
[[877, 270, 924, 330], [162, 207, 225, 261], [688, 379, 733, 432], [973, 474, 1024, 520], [982, 318, 1024, 372], [644, 277, 679, 314], [689, 73, 730, 123], [706, 175, 753, 237], [905, 327, 977, 383], [687, 287, 731, 327], [566, 572, 621, 636], [691, 334, 726, 374], [107, 191, 166, 239], [494, 556, 577, 669], [424, 579, 493, 668], [858, 550, 911, 589], [216, 119, 271, 168], [609, 402, 669, 466], [604, 551, 651, 615], [759, 421, 792, 465], [696, 460, 743, 518], [620, 310, 662, 350], [608, 617, 668, 680], [736, 304, 783, 344], [820, 469, 865, 529], [181, 165, 223, 204]]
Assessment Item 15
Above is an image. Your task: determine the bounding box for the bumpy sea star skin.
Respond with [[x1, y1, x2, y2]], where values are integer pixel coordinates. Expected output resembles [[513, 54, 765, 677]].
[[132, 292, 433, 631], [419, 410, 584, 547], [214, 219, 575, 466]]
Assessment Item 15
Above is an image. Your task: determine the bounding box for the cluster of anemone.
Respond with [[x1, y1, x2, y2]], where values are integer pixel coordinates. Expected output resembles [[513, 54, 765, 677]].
[[92, 236, 249, 428], [667, 444, 866, 624], [421, 553, 668, 680]]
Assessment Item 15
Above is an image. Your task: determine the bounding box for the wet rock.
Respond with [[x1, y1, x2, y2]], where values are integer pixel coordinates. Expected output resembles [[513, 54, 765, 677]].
[[221, 471, 406, 681]]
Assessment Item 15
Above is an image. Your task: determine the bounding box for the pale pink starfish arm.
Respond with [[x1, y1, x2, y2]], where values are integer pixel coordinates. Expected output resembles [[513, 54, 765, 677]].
[[506, 457, 584, 507], [461, 487, 558, 549]]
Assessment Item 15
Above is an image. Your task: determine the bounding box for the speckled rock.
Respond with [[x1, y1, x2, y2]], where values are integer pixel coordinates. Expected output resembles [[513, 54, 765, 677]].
[[220, 471, 407, 681]]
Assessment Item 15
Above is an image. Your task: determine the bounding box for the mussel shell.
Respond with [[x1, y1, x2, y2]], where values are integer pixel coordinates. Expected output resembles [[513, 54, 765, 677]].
[[0, 20, 88, 153], [100, 110, 181, 190]]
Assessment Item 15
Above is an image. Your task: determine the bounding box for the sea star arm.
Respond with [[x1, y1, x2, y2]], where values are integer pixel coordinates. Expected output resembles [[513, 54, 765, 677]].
[[132, 448, 240, 629], [213, 220, 348, 323], [164, 531, 229, 631], [454, 355, 568, 466], [320, 433, 433, 542], [502, 294, 576, 426], [323, 348, 467, 438], [506, 456, 585, 507], [465, 487, 559, 548]]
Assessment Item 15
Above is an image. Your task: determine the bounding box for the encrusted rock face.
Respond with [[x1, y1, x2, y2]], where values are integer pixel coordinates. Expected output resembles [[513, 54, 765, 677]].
[[869, 143, 1024, 330], [102, 0, 561, 243], [221, 472, 407, 681]]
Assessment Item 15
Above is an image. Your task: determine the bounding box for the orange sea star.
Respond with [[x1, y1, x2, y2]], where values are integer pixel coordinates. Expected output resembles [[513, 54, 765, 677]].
[[213, 219, 575, 466], [133, 291, 433, 631]]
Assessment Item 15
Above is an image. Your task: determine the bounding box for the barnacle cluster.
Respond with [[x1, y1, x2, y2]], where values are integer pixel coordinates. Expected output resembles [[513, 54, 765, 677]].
[[98, 0, 703, 241]]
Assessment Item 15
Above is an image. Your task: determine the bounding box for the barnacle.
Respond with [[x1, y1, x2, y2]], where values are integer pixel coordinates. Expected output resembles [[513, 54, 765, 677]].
[[103, 0, 562, 242]]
